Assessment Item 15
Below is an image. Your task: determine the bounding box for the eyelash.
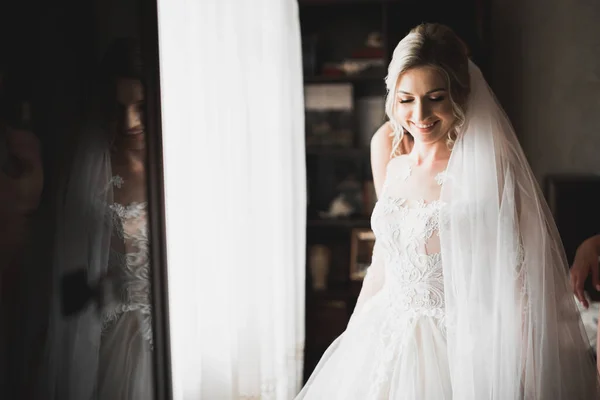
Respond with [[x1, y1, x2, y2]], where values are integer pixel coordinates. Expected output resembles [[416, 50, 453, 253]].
[[399, 97, 445, 104]]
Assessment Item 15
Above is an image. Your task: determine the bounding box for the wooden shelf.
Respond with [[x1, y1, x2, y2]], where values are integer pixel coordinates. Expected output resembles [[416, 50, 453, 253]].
[[307, 287, 351, 302], [306, 146, 369, 158], [299, 0, 401, 6], [307, 281, 363, 301], [303, 73, 385, 84], [307, 218, 371, 228]]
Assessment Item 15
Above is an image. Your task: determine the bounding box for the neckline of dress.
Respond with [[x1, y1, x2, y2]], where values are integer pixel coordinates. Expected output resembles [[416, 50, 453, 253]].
[[403, 164, 448, 187], [380, 196, 446, 209]]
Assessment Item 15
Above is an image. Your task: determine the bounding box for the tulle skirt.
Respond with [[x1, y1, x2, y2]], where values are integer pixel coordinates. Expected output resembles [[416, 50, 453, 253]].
[[296, 291, 451, 400], [98, 310, 154, 400]]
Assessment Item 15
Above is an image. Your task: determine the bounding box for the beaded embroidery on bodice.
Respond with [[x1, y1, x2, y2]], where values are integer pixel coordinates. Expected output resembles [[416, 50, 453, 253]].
[[101, 175, 153, 347], [371, 158, 447, 321]]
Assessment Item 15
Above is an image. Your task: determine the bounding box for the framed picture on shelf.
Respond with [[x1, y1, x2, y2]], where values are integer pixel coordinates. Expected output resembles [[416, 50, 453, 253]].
[[304, 83, 354, 148], [349, 228, 375, 281]]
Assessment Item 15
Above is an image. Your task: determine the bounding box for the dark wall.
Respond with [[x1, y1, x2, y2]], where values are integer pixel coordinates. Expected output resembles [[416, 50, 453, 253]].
[[490, 0, 600, 181]]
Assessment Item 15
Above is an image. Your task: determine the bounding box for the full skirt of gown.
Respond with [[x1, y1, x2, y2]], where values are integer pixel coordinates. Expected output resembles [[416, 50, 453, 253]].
[[98, 310, 154, 400], [296, 288, 451, 400]]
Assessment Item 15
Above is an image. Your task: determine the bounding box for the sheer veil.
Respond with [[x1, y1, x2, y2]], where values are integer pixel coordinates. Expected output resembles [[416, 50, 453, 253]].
[[439, 61, 600, 398], [36, 125, 113, 400]]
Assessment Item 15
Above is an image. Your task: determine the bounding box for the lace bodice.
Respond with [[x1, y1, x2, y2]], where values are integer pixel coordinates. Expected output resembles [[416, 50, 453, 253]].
[[371, 157, 447, 320], [102, 175, 152, 346]]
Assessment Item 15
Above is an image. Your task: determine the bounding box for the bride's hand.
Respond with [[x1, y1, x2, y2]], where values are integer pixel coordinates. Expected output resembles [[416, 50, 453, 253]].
[[570, 234, 600, 309]]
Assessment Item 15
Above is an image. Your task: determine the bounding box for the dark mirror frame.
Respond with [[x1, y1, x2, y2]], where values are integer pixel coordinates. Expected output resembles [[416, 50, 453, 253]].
[[140, 2, 172, 399]]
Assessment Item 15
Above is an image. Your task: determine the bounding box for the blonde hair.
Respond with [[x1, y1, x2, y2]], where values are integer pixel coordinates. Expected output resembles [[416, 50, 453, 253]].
[[384, 23, 471, 156]]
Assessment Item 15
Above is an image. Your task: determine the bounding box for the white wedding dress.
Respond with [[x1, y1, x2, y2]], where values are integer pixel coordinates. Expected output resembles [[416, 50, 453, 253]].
[[297, 156, 453, 400], [298, 62, 599, 399], [97, 174, 154, 400]]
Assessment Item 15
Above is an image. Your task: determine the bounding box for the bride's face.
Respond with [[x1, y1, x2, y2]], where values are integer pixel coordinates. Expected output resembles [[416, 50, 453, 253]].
[[116, 77, 145, 137], [395, 66, 456, 144]]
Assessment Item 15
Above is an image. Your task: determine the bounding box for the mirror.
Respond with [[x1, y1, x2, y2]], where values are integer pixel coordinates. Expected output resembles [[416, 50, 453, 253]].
[[0, 1, 168, 399]]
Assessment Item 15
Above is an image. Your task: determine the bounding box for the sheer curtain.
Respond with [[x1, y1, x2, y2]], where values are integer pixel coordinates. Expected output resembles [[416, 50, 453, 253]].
[[156, 0, 306, 399]]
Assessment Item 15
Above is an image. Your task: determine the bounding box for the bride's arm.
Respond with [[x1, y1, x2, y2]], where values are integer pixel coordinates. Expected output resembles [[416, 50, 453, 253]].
[[352, 242, 385, 318], [371, 122, 393, 199], [350, 123, 393, 318], [370, 121, 415, 196]]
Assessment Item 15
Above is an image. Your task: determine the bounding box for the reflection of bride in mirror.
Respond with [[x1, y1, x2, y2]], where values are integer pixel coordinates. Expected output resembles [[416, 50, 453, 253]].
[[96, 37, 153, 400], [40, 38, 153, 400], [297, 24, 600, 399]]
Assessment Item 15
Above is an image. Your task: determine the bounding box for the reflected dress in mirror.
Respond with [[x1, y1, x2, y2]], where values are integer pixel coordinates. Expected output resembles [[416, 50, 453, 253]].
[[38, 38, 155, 400], [96, 39, 154, 399], [99, 169, 153, 399]]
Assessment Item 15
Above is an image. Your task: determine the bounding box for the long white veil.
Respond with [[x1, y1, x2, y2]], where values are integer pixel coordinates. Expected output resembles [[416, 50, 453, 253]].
[[440, 61, 600, 398], [36, 125, 113, 400]]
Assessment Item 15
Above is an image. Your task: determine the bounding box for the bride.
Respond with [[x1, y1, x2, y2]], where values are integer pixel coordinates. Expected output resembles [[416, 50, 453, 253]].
[[296, 23, 600, 399]]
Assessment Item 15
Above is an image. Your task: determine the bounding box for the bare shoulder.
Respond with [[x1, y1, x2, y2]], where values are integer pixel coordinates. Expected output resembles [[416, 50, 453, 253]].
[[370, 121, 394, 156], [370, 122, 394, 197]]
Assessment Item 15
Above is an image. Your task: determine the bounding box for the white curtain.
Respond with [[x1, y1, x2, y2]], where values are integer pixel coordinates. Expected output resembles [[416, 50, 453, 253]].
[[156, 1, 306, 399]]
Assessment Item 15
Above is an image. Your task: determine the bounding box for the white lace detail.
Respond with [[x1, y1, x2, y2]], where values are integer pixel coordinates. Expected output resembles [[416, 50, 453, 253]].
[[365, 164, 447, 398], [435, 170, 449, 185], [109, 175, 124, 189], [371, 197, 446, 319], [383, 159, 449, 191], [101, 176, 153, 348]]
